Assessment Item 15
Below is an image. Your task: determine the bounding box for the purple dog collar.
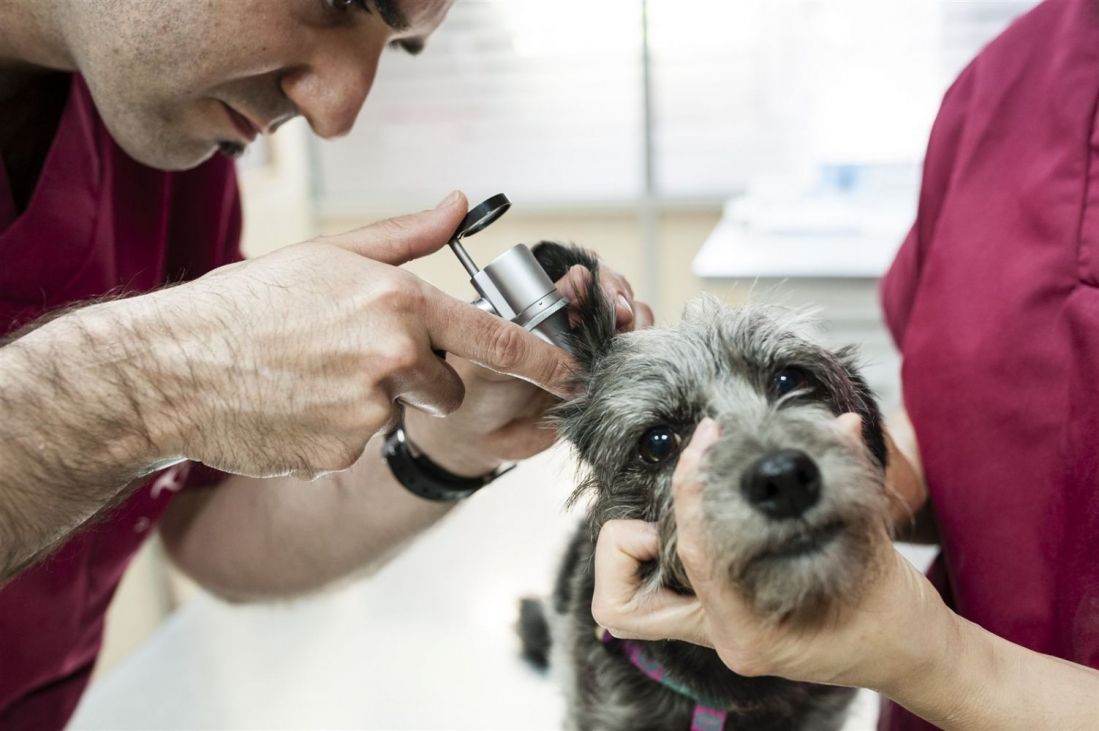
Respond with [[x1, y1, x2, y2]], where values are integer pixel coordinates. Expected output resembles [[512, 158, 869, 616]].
[[601, 630, 729, 731]]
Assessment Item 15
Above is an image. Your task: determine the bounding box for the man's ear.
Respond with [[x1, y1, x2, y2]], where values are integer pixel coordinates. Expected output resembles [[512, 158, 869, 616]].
[[833, 345, 888, 469], [531, 241, 616, 372]]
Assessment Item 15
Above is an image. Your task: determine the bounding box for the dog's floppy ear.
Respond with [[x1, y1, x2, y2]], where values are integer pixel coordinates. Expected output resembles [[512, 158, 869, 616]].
[[531, 241, 616, 372], [834, 346, 888, 469]]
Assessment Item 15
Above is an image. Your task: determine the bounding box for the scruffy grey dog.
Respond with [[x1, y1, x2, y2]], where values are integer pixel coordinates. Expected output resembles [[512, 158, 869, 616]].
[[520, 242, 892, 731]]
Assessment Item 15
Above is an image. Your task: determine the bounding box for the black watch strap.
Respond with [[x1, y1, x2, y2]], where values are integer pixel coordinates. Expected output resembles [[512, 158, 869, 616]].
[[383, 421, 514, 502]]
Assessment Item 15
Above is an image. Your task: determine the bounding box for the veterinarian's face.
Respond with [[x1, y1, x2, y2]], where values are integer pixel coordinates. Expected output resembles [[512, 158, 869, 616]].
[[59, 0, 452, 170]]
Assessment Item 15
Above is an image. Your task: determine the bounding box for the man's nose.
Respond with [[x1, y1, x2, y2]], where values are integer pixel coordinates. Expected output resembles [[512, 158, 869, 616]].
[[281, 50, 381, 139], [741, 449, 821, 520]]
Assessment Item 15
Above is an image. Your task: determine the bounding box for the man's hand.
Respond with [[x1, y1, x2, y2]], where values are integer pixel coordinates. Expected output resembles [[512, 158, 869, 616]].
[[159, 237, 652, 600], [405, 256, 654, 476], [131, 191, 581, 480], [0, 190, 580, 582]]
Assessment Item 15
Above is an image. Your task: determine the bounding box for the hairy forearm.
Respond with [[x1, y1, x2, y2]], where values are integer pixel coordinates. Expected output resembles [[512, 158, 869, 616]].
[[159, 431, 456, 602], [880, 612, 1099, 730], [0, 297, 182, 583]]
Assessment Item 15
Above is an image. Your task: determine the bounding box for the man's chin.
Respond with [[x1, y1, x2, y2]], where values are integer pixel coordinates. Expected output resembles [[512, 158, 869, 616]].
[[111, 132, 225, 172]]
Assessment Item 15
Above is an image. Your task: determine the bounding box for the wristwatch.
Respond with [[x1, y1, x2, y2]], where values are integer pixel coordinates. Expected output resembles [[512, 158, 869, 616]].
[[383, 420, 515, 502]]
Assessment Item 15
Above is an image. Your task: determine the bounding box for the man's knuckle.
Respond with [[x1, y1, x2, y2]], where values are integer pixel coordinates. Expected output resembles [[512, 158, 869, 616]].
[[369, 273, 419, 309], [590, 597, 617, 627], [547, 356, 575, 391], [488, 324, 526, 371], [360, 329, 422, 383], [383, 335, 422, 373], [362, 398, 396, 433]]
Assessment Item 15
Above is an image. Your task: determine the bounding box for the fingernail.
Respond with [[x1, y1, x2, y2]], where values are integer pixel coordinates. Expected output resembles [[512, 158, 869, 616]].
[[617, 294, 633, 316], [696, 418, 719, 441], [836, 412, 863, 442], [435, 190, 461, 209]]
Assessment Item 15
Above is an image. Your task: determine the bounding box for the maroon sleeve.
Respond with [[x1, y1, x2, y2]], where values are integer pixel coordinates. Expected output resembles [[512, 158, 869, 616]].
[[164, 154, 243, 280], [881, 66, 977, 351]]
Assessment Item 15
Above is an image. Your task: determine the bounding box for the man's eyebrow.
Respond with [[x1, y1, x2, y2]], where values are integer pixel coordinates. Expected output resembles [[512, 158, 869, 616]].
[[374, 0, 410, 31]]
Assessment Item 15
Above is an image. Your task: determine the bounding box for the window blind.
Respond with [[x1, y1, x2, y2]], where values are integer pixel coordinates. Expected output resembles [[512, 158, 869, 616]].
[[311, 0, 1039, 212]]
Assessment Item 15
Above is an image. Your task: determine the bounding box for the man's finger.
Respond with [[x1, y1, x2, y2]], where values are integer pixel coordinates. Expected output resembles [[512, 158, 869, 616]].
[[386, 350, 466, 418], [422, 288, 578, 399], [556, 264, 592, 303], [319, 191, 468, 264], [612, 293, 635, 331], [634, 301, 655, 329], [599, 269, 637, 331]]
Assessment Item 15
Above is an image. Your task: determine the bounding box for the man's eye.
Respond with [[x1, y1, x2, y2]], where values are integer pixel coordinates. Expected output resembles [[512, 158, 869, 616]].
[[770, 366, 812, 398], [388, 39, 424, 56], [326, 0, 370, 14], [637, 426, 682, 466]]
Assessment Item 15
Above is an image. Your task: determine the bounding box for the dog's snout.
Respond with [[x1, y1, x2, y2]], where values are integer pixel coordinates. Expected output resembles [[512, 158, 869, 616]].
[[741, 449, 821, 520]]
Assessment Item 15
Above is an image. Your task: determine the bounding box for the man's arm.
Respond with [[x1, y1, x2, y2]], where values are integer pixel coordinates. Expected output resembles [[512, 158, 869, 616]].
[[158, 431, 455, 601], [0, 195, 580, 587], [0, 298, 186, 583]]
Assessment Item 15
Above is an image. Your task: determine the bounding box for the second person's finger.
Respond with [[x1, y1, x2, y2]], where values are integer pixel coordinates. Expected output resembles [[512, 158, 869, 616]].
[[671, 418, 721, 580]]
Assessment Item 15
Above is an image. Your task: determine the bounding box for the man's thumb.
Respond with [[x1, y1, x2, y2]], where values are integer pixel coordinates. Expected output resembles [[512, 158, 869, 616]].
[[320, 190, 468, 264]]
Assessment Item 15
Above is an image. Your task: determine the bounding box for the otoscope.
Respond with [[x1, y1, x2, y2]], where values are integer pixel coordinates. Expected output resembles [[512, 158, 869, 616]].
[[447, 194, 572, 351]]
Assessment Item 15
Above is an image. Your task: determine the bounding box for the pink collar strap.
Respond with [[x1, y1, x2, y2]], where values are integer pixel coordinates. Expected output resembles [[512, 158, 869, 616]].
[[601, 630, 729, 731]]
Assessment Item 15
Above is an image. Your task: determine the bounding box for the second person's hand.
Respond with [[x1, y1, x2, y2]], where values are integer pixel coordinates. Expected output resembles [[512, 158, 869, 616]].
[[592, 417, 955, 690]]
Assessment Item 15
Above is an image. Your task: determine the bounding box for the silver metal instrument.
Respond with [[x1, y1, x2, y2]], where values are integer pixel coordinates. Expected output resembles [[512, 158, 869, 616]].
[[448, 194, 571, 351]]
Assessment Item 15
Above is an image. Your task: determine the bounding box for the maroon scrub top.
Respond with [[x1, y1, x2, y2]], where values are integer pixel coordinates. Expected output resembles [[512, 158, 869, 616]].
[[0, 75, 241, 729], [879, 0, 1099, 728]]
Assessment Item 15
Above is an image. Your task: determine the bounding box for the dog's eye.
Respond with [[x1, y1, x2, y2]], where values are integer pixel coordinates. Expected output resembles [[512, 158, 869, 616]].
[[637, 426, 682, 465], [771, 367, 811, 398]]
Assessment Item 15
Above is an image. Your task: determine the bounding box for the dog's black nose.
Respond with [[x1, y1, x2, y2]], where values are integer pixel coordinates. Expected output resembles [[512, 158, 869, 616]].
[[741, 449, 821, 520]]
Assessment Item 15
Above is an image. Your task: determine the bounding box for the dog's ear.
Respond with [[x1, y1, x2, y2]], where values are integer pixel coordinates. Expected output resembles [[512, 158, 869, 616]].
[[531, 241, 616, 372], [833, 346, 888, 470]]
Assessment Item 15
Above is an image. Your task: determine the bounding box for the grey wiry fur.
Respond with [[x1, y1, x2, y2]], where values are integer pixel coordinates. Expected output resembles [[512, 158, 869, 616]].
[[520, 242, 893, 731]]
